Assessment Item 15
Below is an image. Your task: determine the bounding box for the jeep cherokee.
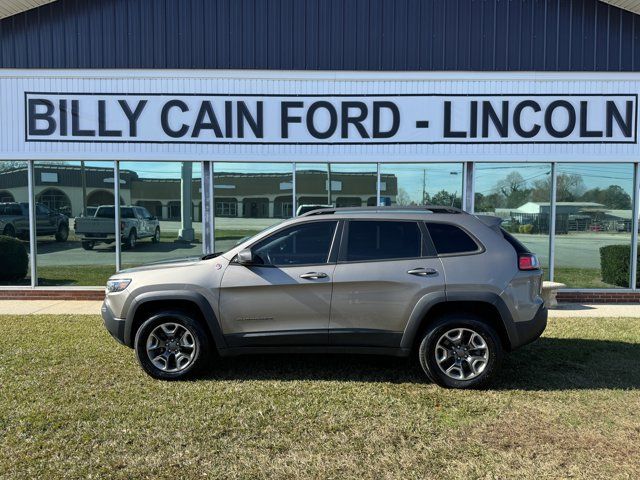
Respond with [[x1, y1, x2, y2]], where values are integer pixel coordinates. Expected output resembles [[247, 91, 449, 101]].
[[102, 206, 547, 389]]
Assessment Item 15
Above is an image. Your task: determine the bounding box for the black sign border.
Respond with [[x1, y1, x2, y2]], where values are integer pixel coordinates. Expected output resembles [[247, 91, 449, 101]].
[[24, 92, 639, 145]]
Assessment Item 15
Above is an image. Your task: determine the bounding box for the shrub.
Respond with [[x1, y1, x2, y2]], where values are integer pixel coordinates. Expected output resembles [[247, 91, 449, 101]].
[[600, 244, 639, 288], [519, 224, 534, 234], [0, 235, 28, 281]]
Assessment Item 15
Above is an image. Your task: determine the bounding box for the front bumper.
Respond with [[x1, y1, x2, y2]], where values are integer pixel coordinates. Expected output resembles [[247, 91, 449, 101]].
[[512, 303, 548, 350], [101, 301, 127, 345]]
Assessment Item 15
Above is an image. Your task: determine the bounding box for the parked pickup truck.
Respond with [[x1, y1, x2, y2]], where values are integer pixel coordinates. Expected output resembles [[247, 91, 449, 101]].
[[0, 202, 69, 241], [74, 205, 160, 250]]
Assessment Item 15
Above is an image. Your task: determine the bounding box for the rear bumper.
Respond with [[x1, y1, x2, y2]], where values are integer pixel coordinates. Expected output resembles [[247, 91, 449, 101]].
[[101, 301, 127, 345], [511, 304, 548, 350]]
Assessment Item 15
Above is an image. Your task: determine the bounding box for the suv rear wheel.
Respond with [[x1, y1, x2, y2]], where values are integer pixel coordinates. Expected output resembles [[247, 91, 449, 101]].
[[134, 312, 210, 380], [418, 315, 502, 389]]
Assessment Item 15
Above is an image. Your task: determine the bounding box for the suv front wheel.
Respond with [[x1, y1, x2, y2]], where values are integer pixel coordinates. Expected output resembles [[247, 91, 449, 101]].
[[134, 312, 210, 380], [418, 315, 503, 389]]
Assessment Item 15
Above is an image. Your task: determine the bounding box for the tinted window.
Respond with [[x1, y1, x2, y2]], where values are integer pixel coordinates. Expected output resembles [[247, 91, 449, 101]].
[[96, 207, 114, 218], [346, 221, 422, 261], [36, 204, 50, 215], [252, 221, 337, 266], [122, 208, 135, 219], [427, 223, 479, 255], [0, 204, 21, 215]]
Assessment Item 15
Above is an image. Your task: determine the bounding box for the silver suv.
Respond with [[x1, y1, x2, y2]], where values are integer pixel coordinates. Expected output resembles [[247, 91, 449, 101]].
[[102, 206, 547, 389]]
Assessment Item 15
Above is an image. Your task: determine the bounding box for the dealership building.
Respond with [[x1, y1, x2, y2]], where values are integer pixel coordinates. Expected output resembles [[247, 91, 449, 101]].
[[1, 0, 640, 301]]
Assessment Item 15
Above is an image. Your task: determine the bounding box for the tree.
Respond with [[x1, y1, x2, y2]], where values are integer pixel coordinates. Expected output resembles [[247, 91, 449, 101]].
[[581, 185, 631, 209], [0, 161, 27, 171], [430, 189, 462, 208], [532, 173, 585, 202], [395, 188, 413, 206]]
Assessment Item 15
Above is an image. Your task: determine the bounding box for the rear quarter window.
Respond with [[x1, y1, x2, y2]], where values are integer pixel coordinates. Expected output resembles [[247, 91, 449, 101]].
[[426, 222, 480, 255]]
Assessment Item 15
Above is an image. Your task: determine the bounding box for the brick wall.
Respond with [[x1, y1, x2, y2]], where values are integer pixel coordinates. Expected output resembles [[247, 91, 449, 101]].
[[556, 291, 640, 304], [0, 289, 104, 301]]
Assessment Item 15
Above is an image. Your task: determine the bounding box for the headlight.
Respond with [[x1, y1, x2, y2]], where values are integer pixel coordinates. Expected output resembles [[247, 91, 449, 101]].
[[106, 278, 131, 293]]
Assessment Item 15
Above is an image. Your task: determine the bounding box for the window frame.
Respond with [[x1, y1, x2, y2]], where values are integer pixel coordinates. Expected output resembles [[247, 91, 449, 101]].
[[423, 220, 485, 257], [237, 218, 342, 268], [337, 218, 436, 264]]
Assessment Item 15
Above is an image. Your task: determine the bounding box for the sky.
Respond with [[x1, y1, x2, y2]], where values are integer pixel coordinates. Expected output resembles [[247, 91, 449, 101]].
[[70, 160, 636, 196]]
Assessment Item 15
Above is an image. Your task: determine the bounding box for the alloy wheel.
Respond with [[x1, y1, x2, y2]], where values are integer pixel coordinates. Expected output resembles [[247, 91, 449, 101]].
[[146, 322, 198, 373], [434, 327, 489, 381]]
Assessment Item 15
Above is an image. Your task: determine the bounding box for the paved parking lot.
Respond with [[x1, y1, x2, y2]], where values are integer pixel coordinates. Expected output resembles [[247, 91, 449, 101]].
[[516, 233, 630, 269], [32, 229, 629, 270]]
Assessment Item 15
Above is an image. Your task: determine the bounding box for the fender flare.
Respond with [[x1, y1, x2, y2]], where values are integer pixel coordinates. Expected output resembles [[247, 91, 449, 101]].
[[123, 290, 227, 350], [400, 291, 517, 350]]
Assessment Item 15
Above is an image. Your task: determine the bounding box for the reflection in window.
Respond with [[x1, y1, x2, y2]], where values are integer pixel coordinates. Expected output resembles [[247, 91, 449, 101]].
[[380, 164, 462, 208], [474, 163, 551, 277], [554, 163, 634, 289], [213, 163, 293, 253], [119, 161, 202, 268], [295, 163, 378, 211], [31, 161, 116, 286], [0, 161, 31, 285]]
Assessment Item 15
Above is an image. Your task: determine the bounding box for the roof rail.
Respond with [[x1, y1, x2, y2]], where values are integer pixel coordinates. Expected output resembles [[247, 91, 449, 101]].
[[299, 205, 464, 217]]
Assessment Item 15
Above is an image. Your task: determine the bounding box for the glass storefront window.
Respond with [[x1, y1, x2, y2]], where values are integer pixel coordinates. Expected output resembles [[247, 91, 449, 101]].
[[0, 161, 31, 285], [474, 163, 552, 277], [554, 163, 634, 289], [33, 161, 116, 286], [213, 162, 293, 253], [295, 163, 378, 212], [380, 163, 463, 208], [119, 161, 202, 268]]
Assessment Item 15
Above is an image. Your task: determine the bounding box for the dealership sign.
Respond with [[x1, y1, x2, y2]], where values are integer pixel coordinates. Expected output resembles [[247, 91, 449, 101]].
[[25, 93, 637, 145]]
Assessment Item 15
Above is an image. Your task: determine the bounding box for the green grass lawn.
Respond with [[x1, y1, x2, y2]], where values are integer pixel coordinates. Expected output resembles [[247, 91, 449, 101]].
[[1, 315, 639, 479], [553, 267, 615, 289]]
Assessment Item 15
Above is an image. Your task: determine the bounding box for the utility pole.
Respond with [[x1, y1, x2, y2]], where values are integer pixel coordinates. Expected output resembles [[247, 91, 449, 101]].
[[422, 169, 427, 204]]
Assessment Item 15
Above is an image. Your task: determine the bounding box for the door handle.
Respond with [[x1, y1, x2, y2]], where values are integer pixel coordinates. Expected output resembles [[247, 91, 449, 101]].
[[300, 272, 328, 279], [407, 267, 438, 276]]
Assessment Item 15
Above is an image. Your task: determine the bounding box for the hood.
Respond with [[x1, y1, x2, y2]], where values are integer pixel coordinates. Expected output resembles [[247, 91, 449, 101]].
[[117, 256, 204, 274]]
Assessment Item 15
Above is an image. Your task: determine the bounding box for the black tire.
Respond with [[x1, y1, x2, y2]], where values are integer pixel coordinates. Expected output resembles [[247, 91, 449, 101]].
[[55, 223, 69, 242], [418, 314, 503, 389], [151, 227, 160, 243], [134, 312, 211, 380], [2, 224, 16, 238], [81, 241, 95, 250], [126, 229, 137, 249]]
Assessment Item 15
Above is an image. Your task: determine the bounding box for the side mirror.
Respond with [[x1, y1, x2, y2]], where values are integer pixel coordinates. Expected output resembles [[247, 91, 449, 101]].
[[237, 248, 254, 265]]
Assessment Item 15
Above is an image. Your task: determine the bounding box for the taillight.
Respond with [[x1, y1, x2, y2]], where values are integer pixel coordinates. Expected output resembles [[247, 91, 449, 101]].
[[120, 221, 125, 230], [518, 253, 539, 271]]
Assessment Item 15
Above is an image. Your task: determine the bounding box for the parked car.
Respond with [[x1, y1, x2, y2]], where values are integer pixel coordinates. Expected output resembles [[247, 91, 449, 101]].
[[0, 202, 69, 241], [101, 206, 546, 389], [74, 205, 160, 250]]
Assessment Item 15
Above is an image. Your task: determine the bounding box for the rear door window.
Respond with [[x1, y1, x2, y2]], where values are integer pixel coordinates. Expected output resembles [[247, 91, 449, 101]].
[[426, 223, 480, 255], [345, 220, 423, 262]]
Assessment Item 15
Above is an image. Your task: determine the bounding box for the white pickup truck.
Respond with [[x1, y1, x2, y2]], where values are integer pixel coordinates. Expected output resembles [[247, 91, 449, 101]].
[[74, 205, 160, 250]]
